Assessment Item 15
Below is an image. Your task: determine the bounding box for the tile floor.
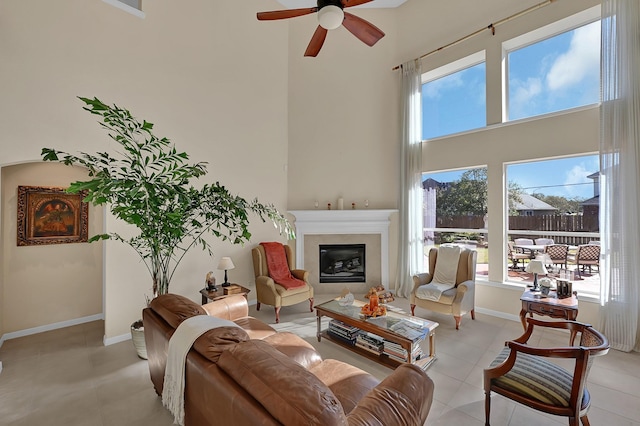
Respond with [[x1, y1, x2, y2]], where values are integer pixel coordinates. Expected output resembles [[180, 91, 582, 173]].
[[0, 295, 639, 426]]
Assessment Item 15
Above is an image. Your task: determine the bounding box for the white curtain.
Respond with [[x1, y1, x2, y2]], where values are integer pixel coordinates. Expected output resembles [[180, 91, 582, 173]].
[[599, 0, 640, 352], [396, 59, 424, 297]]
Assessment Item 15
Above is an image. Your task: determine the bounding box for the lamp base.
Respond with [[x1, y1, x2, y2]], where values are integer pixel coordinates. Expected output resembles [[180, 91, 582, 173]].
[[221, 282, 231, 287], [532, 273, 539, 291]]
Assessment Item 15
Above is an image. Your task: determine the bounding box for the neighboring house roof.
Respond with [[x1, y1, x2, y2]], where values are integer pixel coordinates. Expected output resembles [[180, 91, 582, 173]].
[[422, 178, 446, 190], [513, 193, 558, 211], [581, 195, 600, 206]]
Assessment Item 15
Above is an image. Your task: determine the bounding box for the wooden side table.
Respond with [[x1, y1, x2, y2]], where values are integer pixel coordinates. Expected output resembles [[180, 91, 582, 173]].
[[520, 289, 578, 330], [200, 284, 250, 304]]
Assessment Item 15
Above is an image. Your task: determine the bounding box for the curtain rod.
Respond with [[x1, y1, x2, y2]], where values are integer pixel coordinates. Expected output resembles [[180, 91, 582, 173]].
[[392, 0, 557, 71]]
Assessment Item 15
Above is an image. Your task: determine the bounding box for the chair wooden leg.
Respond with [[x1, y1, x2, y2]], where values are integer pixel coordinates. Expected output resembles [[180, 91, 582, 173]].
[[410, 304, 416, 316], [569, 417, 579, 426], [309, 298, 314, 312], [454, 315, 461, 330], [256, 302, 261, 311], [580, 415, 591, 426], [484, 391, 491, 426], [471, 309, 476, 320], [274, 306, 281, 324]]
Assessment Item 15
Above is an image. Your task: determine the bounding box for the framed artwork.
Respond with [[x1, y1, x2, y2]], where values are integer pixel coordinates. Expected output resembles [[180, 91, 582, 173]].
[[17, 186, 89, 246]]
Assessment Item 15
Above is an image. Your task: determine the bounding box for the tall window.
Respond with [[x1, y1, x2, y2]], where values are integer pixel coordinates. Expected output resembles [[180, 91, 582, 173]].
[[422, 167, 488, 280], [505, 8, 600, 121], [422, 52, 486, 139], [506, 155, 600, 295]]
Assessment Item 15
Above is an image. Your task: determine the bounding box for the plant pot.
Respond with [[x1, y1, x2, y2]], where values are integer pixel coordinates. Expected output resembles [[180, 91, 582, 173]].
[[131, 320, 148, 360]]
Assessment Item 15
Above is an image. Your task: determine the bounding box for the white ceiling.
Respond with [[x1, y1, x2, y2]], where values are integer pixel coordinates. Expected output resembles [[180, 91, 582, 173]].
[[276, 0, 408, 8]]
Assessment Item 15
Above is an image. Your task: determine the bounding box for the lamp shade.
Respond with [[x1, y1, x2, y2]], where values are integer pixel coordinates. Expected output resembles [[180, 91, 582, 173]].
[[318, 5, 344, 30], [525, 259, 548, 275], [217, 257, 235, 271]]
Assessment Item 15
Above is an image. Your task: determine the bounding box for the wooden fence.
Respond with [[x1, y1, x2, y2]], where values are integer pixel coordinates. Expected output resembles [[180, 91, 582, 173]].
[[432, 214, 599, 245]]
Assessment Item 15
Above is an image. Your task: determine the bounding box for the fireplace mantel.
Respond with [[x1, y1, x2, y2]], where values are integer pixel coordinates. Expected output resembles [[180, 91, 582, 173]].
[[288, 210, 397, 288]]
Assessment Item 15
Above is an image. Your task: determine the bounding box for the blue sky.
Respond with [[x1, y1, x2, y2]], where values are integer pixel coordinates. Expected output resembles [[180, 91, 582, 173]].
[[422, 20, 601, 201]]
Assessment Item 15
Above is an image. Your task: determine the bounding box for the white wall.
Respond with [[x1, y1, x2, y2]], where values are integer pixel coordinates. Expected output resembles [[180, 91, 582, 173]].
[[286, 0, 602, 322], [1, 163, 103, 333], [1, 0, 605, 340], [0, 0, 291, 341]]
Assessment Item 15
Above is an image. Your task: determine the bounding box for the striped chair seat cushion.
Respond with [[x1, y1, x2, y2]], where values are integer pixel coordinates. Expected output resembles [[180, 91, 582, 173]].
[[489, 347, 585, 408]]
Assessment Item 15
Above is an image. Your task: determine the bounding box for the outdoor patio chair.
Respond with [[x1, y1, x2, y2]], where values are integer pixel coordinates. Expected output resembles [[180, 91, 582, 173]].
[[543, 244, 569, 270], [534, 238, 554, 246], [508, 241, 529, 270], [570, 244, 600, 278]]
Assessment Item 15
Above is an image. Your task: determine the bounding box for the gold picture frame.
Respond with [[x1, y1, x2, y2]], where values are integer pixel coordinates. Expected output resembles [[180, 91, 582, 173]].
[[17, 186, 89, 246]]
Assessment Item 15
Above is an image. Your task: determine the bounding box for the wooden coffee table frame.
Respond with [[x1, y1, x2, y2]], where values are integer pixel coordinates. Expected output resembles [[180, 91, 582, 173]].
[[315, 300, 438, 370]]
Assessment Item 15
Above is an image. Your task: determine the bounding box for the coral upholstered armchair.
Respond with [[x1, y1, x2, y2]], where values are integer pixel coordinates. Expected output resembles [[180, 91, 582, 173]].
[[251, 243, 314, 323]]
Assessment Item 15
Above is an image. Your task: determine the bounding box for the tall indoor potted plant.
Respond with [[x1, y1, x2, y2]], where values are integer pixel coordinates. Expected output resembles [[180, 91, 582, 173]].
[[42, 97, 293, 357]]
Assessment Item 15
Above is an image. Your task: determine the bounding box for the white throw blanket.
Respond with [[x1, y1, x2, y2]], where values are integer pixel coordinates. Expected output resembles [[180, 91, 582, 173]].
[[416, 245, 462, 302], [416, 282, 456, 302], [162, 315, 240, 426]]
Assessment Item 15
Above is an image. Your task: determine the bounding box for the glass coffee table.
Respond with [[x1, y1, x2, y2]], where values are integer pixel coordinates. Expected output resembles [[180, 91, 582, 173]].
[[315, 298, 439, 370]]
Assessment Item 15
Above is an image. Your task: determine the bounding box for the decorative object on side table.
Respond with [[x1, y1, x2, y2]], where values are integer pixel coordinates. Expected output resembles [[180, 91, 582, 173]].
[[525, 259, 548, 291], [205, 271, 217, 291], [223, 284, 243, 295], [217, 256, 235, 287], [538, 277, 552, 296]]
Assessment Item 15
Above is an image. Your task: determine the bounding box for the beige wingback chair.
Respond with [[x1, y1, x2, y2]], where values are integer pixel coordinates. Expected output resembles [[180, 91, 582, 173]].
[[410, 247, 477, 330], [251, 244, 314, 324]]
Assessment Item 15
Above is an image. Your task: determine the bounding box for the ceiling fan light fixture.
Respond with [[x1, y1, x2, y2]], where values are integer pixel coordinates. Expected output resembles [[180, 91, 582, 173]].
[[318, 5, 344, 30]]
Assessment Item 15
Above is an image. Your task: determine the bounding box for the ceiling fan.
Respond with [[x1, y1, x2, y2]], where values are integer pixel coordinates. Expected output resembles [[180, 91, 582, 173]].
[[257, 0, 386, 57]]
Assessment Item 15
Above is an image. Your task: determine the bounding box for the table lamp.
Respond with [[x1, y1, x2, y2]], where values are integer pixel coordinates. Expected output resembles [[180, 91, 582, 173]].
[[525, 259, 548, 291], [217, 257, 235, 287]]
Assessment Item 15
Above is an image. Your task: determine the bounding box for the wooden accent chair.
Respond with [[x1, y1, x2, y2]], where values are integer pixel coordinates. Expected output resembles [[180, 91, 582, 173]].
[[251, 244, 314, 323], [410, 247, 477, 330], [484, 318, 609, 426], [570, 244, 600, 277]]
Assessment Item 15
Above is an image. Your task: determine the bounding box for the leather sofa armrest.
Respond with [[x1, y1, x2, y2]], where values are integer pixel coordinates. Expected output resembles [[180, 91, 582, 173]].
[[202, 294, 249, 320], [347, 364, 434, 426], [291, 269, 309, 282]]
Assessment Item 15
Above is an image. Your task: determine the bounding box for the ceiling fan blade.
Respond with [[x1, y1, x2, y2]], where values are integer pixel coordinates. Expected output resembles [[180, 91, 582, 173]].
[[342, 12, 385, 47], [257, 8, 317, 21], [342, 0, 374, 8], [304, 26, 329, 57]]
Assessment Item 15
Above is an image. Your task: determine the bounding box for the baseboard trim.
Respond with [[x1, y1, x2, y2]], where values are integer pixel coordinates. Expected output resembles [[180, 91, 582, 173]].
[[104, 332, 132, 346], [0, 313, 104, 348], [475, 307, 520, 323]]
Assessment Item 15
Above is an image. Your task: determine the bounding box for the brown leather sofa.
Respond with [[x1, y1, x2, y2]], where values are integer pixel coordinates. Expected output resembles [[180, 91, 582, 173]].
[[143, 293, 434, 426]]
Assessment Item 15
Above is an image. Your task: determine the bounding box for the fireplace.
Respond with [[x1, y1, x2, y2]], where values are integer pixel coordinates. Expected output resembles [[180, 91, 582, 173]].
[[319, 244, 365, 283], [288, 209, 397, 292]]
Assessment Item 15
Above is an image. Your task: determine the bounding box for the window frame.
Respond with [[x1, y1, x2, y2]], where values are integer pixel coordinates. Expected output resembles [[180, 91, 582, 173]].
[[502, 6, 601, 122]]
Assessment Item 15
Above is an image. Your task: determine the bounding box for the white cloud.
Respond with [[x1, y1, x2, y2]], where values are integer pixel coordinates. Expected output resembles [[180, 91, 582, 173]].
[[509, 77, 542, 117], [546, 22, 601, 91], [563, 161, 598, 198], [423, 72, 463, 99]]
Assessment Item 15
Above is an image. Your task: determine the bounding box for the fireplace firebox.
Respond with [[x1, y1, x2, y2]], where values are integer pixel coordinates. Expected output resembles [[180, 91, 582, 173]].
[[319, 244, 365, 283]]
